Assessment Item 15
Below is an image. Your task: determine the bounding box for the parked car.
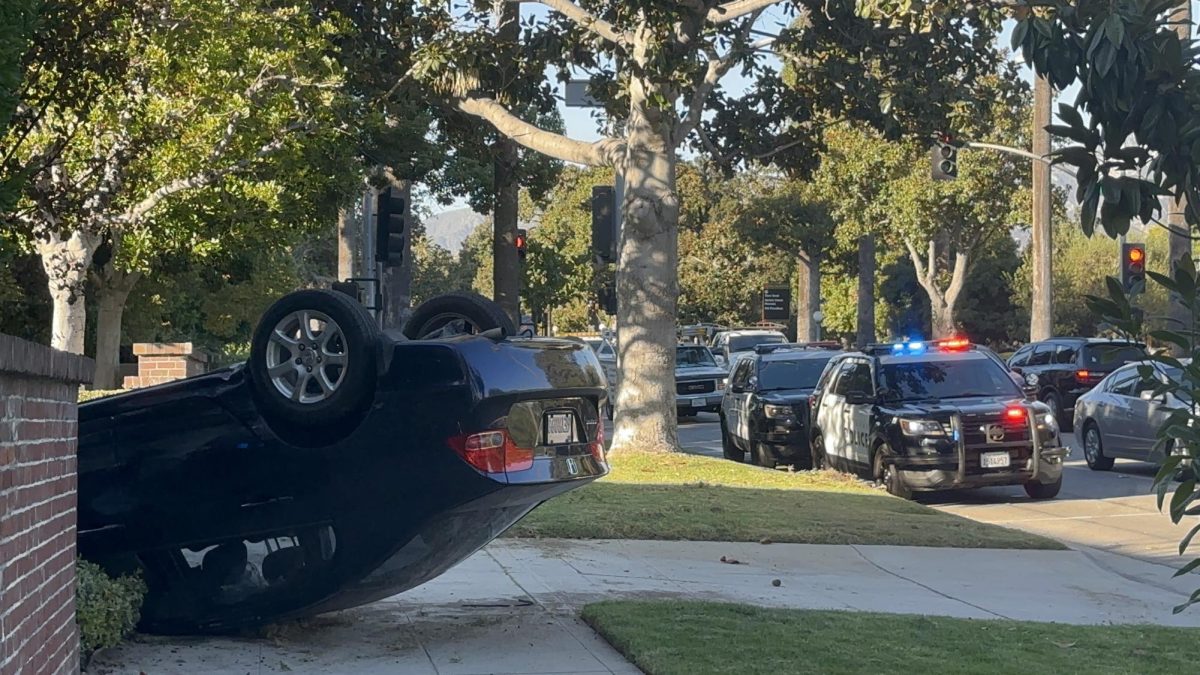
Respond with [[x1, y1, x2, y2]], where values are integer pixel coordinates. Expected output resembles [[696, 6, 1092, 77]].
[[1007, 338, 1147, 429], [720, 343, 843, 468], [675, 344, 729, 417], [712, 329, 787, 368], [77, 290, 607, 634], [1073, 360, 1191, 471], [811, 338, 1068, 499]]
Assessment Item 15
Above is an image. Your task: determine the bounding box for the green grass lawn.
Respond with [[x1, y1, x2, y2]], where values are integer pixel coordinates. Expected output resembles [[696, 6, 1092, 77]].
[[582, 600, 1193, 675], [507, 452, 1062, 549]]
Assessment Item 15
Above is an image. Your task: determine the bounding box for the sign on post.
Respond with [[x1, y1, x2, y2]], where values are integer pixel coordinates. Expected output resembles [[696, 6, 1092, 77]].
[[762, 287, 791, 322]]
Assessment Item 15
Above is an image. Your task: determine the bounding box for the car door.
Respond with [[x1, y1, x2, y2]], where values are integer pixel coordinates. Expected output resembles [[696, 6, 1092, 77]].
[[839, 360, 876, 469], [1025, 343, 1055, 388], [822, 360, 862, 465], [1101, 369, 1140, 459], [1127, 368, 1164, 458], [815, 358, 848, 462], [726, 358, 754, 446]]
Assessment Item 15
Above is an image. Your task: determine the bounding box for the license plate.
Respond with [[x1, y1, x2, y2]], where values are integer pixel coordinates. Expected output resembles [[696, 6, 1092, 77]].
[[544, 412, 577, 445], [691, 398, 706, 408], [980, 451, 1011, 469]]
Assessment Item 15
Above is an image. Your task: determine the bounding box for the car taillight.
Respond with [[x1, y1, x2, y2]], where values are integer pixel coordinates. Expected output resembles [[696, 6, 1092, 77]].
[[590, 416, 605, 461], [1076, 370, 1091, 383], [447, 429, 533, 475]]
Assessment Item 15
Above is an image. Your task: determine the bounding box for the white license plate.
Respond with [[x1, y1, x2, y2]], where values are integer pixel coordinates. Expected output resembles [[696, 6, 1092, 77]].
[[980, 451, 1011, 469], [691, 398, 706, 408], [545, 412, 577, 445]]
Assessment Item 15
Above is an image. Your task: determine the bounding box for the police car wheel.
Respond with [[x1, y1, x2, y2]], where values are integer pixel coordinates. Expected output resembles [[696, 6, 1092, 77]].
[[810, 433, 828, 470], [1023, 475, 1062, 500], [876, 450, 912, 499], [753, 443, 776, 469], [720, 418, 744, 462]]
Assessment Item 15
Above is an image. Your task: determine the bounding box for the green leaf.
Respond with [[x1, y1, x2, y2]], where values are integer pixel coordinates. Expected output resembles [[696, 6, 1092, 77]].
[[1058, 103, 1086, 132], [1170, 479, 1197, 520], [1096, 42, 1117, 78], [1104, 15, 1124, 47], [1173, 587, 1200, 614], [1151, 329, 1191, 352], [1173, 557, 1200, 577], [1180, 522, 1200, 555], [1011, 20, 1030, 52]]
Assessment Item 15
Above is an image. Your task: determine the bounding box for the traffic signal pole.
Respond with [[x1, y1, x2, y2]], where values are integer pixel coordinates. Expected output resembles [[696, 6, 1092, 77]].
[[1031, 76, 1054, 342]]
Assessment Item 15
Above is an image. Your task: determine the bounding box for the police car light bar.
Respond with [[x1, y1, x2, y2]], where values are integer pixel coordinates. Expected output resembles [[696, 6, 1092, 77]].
[[865, 337, 975, 355]]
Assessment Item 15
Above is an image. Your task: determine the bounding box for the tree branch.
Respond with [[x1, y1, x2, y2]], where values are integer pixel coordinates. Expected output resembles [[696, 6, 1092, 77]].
[[944, 250, 970, 307], [708, 0, 782, 23], [457, 97, 624, 167], [518, 0, 631, 45], [674, 14, 768, 146], [116, 122, 309, 226]]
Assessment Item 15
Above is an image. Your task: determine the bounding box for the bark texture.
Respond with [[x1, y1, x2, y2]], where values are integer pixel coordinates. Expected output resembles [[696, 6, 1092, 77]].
[[1030, 76, 1054, 342], [856, 234, 876, 347], [906, 238, 969, 339], [493, 138, 521, 324], [92, 269, 141, 389], [37, 229, 101, 354], [796, 252, 820, 341], [337, 206, 358, 280]]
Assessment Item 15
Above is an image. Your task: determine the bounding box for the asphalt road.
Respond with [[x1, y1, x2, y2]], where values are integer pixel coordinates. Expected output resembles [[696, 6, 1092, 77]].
[[613, 413, 1197, 573]]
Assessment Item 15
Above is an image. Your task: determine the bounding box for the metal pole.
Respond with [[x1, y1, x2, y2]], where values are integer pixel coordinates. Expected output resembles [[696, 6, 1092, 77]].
[[1030, 77, 1054, 342]]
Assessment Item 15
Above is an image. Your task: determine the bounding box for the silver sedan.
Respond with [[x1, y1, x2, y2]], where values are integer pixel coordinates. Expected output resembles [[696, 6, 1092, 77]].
[[1072, 361, 1189, 470]]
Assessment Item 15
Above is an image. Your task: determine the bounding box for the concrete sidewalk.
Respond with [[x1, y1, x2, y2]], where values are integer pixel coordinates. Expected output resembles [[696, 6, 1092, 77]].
[[90, 538, 1200, 674]]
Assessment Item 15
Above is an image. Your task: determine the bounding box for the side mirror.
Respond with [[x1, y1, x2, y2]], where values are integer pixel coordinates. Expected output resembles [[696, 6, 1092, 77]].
[[1140, 390, 1167, 403], [845, 391, 872, 405], [715, 355, 727, 367], [1022, 384, 1038, 400], [730, 384, 745, 394], [1010, 365, 1023, 374]]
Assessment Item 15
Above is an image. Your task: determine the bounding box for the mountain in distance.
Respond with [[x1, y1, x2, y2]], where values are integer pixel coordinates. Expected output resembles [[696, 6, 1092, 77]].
[[424, 208, 486, 254]]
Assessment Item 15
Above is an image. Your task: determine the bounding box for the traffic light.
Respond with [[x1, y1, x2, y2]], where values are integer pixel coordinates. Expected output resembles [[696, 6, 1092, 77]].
[[516, 228, 528, 262], [931, 134, 958, 181], [375, 186, 407, 267], [591, 185, 616, 263], [1120, 242, 1146, 294]]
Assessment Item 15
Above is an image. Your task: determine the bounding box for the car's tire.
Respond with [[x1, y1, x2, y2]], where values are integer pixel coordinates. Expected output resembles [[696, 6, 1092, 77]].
[[249, 289, 380, 435], [680, 410, 698, 418], [875, 448, 912, 499], [811, 432, 828, 470], [1082, 421, 1115, 471], [753, 443, 776, 469], [1041, 390, 1068, 430], [1024, 475, 1062, 500], [402, 292, 516, 340], [720, 418, 745, 462]]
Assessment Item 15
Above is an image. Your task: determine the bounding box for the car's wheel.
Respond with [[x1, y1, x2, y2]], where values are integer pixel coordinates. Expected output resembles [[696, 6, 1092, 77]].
[[811, 432, 828, 470], [402, 291, 516, 340], [1024, 475, 1062, 500], [1082, 422, 1114, 471], [753, 443, 776, 469], [249, 289, 380, 434], [1041, 391, 1067, 430], [875, 448, 912, 499], [720, 417, 744, 462]]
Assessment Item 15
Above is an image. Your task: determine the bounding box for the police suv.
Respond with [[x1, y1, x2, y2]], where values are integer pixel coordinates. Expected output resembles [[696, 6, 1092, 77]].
[[811, 338, 1068, 499]]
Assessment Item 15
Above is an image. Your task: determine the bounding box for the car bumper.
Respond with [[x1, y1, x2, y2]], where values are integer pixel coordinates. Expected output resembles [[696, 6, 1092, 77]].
[[895, 446, 1069, 490], [676, 392, 722, 411]]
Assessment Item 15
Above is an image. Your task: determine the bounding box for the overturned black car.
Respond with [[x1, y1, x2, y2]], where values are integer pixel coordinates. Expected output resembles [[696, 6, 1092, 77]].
[[78, 290, 608, 634]]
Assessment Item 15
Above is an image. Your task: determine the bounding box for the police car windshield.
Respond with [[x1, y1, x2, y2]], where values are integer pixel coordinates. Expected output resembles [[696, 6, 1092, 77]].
[[759, 356, 835, 391], [879, 357, 1021, 401], [677, 346, 717, 368], [729, 334, 785, 352]]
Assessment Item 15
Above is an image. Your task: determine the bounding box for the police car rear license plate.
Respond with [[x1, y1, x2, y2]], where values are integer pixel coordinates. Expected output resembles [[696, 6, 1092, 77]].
[[692, 399, 705, 408], [981, 451, 1010, 469], [545, 412, 577, 445]]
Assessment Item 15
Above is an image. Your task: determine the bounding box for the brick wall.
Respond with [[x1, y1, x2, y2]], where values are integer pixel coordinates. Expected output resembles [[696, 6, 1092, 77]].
[[122, 342, 207, 389], [0, 334, 93, 675]]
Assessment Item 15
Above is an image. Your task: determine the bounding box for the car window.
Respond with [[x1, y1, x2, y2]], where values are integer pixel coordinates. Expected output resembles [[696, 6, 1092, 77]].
[[597, 342, 613, 357], [758, 355, 837, 391], [728, 333, 785, 353], [1053, 344, 1079, 365], [677, 346, 717, 368], [1107, 371, 1138, 395], [1082, 343, 1147, 369], [1027, 344, 1054, 366], [832, 360, 872, 396], [878, 358, 1022, 401], [1009, 346, 1032, 367], [731, 359, 754, 387]]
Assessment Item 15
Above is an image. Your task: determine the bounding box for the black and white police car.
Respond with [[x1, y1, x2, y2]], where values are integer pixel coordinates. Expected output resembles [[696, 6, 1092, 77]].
[[810, 338, 1068, 499], [720, 342, 843, 468]]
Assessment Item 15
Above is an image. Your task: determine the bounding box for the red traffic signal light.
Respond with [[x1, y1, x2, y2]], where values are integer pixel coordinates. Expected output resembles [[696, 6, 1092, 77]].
[[1127, 245, 1144, 270], [1120, 242, 1146, 293], [516, 228, 528, 262]]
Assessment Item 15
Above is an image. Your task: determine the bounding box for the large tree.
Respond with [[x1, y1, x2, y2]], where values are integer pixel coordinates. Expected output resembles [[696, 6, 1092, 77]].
[[411, 0, 1002, 453], [1, 0, 346, 355]]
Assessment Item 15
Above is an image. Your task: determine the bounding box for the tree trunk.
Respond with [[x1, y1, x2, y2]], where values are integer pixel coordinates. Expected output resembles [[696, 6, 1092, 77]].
[[337, 206, 358, 281], [92, 269, 140, 389], [856, 234, 876, 347], [906, 239, 969, 339], [796, 251, 820, 341], [609, 63, 680, 455], [1167, 0, 1192, 352], [36, 229, 101, 354], [490, 0, 521, 326], [492, 139, 521, 325], [1030, 76, 1054, 342]]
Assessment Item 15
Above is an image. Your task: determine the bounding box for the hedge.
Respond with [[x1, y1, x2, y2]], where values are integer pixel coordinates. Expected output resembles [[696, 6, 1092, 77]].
[[76, 559, 146, 662]]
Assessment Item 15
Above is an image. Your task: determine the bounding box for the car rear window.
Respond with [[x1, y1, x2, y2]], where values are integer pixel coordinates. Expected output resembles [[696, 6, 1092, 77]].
[[879, 358, 1022, 401], [1082, 344, 1146, 370], [758, 356, 836, 391], [729, 334, 785, 353]]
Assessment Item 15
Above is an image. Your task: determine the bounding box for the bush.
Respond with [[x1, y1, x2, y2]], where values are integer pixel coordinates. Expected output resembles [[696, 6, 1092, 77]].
[[76, 559, 146, 661], [78, 388, 124, 403]]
